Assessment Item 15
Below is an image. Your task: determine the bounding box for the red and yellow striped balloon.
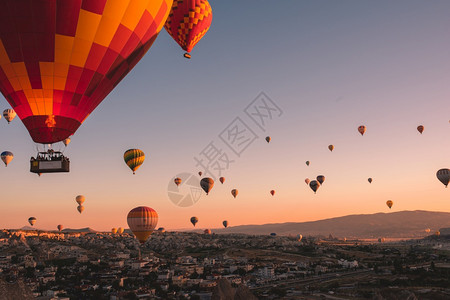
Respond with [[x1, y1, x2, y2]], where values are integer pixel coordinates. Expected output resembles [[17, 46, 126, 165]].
[[164, 0, 212, 55], [127, 206, 158, 243], [0, 0, 172, 144]]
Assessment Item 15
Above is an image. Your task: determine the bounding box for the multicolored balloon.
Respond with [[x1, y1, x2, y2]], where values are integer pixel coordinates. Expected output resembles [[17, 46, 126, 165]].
[[0, 0, 172, 144], [164, 0, 213, 58], [190, 216, 199, 227], [124, 149, 145, 175], [3, 109, 16, 124], [358, 125, 366, 136], [127, 206, 158, 244], [1, 151, 13, 167], [174, 177, 182, 186], [200, 178, 214, 195]]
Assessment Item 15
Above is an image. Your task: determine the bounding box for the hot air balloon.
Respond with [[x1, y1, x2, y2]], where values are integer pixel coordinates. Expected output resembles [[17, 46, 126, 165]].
[[1, 151, 13, 167], [265, 136, 271, 143], [358, 125, 366, 136], [386, 200, 393, 209], [297, 234, 303, 242], [435, 231, 440, 236], [316, 175, 325, 185], [231, 189, 238, 198], [368, 178, 373, 184], [425, 228, 431, 233], [174, 177, 182, 186], [219, 177, 225, 184], [75, 195, 85, 205], [124, 149, 145, 175], [190, 216, 199, 227], [127, 206, 158, 244], [328, 145, 334, 152], [417, 125, 424, 134], [270, 233, 277, 236], [309, 180, 320, 193], [223, 220, 228, 228], [164, 0, 213, 58], [305, 178, 310, 185], [57, 225, 63, 232], [158, 227, 166, 233], [200, 178, 214, 195], [204, 229, 212, 235], [111, 228, 117, 234], [77, 205, 84, 214], [436, 169, 450, 187], [117, 227, 124, 235], [0, 1, 172, 145], [378, 237, 385, 243], [306, 161, 310, 166], [63, 138, 71, 147], [3, 109, 16, 124], [270, 190, 275, 196], [28, 217, 36, 226], [198, 171, 203, 176]]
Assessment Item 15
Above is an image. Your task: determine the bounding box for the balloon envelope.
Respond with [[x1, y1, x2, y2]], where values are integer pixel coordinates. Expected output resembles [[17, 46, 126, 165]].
[[417, 125, 424, 134], [368, 178, 373, 184], [386, 200, 393, 209], [174, 177, 182, 186], [190, 216, 198, 227], [328, 145, 334, 152], [164, 0, 213, 53], [358, 125, 366, 136], [124, 149, 145, 174], [75, 195, 85, 205], [270, 190, 275, 196], [266, 136, 271, 143], [117, 227, 124, 234], [57, 224, 63, 232], [3, 109, 16, 123], [223, 220, 228, 228], [305, 178, 310, 185], [77, 205, 84, 214], [28, 217, 36, 226], [231, 189, 238, 198], [204, 229, 212, 235], [316, 175, 325, 185], [436, 169, 450, 187], [0, 0, 172, 144], [111, 228, 117, 234], [127, 206, 158, 244], [306, 161, 310, 166], [1, 151, 13, 167], [200, 178, 214, 195], [63, 138, 71, 146], [309, 180, 320, 193], [219, 177, 225, 184]]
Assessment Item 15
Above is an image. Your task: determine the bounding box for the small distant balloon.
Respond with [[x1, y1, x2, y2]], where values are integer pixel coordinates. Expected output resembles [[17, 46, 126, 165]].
[[435, 231, 440, 236], [219, 177, 225, 184], [270, 190, 275, 196], [223, 220, 228, 228], [270, 233, 277, 236], [198, 171, 203, 176], [436, 169, 450, 187], [231, 189, 238, 198], [3, 109, 16, 124], [297, 234, 303, 242], [174, 177, 182, 186], [266, 136, 271, 143], [316, 175, 325, 185], [386, 200, 393, 209], [158, 227, 166, 233], [368, 178, 373, 184], [124, 149, 145, 175], [57, 225, 63, 232], [111, 228, 117, 234], [309, 180, 320, 193], [200, 178, 214, 195], [77, 205, 84, 214], [425, 228, 431, 233], [328, 145, 334, 152], [204, 229, 212, 235], [417, 125, 424, 134], [75, 195, 85, 205], [305, 178, 310, 185], [190, 216, 199, 227], [28, 217, 36, 226], [117, 227, 124, 234], [63, 138, 71, 147], [306, 161, 310, 166], [1, 151, 13, 167], [358, 125, 366, 136]]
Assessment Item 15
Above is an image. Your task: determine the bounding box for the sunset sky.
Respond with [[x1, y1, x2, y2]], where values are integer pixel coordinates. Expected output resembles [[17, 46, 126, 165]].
[[1, 0, 450, 231]]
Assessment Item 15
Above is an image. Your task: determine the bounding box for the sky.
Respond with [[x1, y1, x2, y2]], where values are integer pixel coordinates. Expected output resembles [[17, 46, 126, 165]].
[[0, 0, 450, 231]]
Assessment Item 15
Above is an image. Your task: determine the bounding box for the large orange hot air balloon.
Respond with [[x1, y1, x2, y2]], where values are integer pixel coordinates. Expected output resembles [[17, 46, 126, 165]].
[[164, 0, 213, 58], [127, 206, 158, 244], [0, 0, 172, 144]]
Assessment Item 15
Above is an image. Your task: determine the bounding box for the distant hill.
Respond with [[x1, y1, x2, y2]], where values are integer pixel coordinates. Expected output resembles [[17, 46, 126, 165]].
[[19, 226, 39, 231], [216, 210, 450, 239], [61, 227, 97, 233]]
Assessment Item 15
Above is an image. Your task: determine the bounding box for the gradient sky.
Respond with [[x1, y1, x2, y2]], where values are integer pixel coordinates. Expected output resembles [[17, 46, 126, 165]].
[[1, 0, 450, 231]]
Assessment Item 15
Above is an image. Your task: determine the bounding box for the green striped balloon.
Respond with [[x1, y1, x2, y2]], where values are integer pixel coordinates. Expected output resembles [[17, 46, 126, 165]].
[[124, 149, 145, 175]]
